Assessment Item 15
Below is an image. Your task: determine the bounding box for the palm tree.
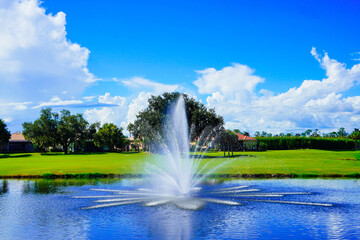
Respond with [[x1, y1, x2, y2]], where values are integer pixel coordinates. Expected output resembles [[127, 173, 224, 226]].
[[349, 130, 360, 149], [304, 129, 312, 137]]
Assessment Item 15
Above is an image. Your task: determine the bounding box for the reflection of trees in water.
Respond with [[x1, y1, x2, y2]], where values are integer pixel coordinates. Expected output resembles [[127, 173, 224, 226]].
[[22, 180, 61, 194], [21, 179, 123, 194], [0, 180, 8, 194], [139, 204, 243, 240], [135, 206, 194, 240]]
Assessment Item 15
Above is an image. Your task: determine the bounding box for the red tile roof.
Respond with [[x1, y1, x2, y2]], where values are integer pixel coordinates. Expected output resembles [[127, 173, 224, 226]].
[[234, 132, 256, 141]]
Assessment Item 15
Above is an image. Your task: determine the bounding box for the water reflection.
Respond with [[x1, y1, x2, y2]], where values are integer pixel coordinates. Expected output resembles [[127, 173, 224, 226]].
[[143, 206, 193, 240], [21, 179, 123, 194], [0, 179, 359, 239], [0, 180, 8, 194]]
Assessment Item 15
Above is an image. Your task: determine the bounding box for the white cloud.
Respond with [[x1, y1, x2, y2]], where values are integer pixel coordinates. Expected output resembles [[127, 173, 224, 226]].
[[126, 92, 152, 124], [196, 48, 360, 134], [3, 117, 13, 123], [0, 102, 32, 119], [194, 63, 264, 103], [32, 96, 83, 109], [84, 91, 153, 136], [13, 104, 28, 111], [122, 77, 180, 94], [0, 102, 32, 110], [98, 93, 126, 106], [84, 93, 128, 129], [84, 107, 127, 126], [82, 79, 182, 135], [82, 96, 96, 101], [0, 0, 96, 106], [82, 78, 180, 135]]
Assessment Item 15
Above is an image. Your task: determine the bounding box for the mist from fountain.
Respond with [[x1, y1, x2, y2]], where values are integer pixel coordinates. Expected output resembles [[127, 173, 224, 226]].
[[147, 95, 208, 197]]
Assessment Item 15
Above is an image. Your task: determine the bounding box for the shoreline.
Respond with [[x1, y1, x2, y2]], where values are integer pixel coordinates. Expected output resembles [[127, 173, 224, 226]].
[[1, 172, 359, 179]]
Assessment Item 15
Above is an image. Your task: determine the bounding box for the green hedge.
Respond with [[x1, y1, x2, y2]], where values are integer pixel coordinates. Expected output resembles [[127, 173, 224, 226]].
[[256, 137, 355, 150]]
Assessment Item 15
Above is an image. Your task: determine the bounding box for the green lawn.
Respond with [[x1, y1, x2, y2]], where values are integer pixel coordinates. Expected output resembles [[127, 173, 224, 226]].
[[0, 149, 359, 177]]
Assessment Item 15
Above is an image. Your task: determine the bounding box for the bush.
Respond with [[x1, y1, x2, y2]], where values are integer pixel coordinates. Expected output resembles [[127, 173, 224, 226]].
[[256, 137, 354, 150], [258, 142, 268, 151]]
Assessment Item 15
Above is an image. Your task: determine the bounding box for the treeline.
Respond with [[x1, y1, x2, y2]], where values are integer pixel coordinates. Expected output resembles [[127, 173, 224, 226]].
[[253, 128, 350, 138], [22, 108, 127, 154], [251, 127, 360, 150], [256, 137, 355, 150]]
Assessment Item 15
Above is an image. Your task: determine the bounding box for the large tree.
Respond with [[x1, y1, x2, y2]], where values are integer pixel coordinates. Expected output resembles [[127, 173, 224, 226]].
[[128, 92, 224, 145], [22, 108, 59, 151], [57, 110, 89, 154], [23, 108, 92, 153], [0, 119, 11, 147], [94, 123, 126, 151], [217, 129, 239, 157]]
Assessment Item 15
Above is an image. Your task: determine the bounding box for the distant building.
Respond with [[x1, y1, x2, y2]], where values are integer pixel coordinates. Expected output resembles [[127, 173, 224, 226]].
[[7, 132, 33, 152], [234, 132, 257, 151], [124, 136, 143, 151], [193, 132, 258, 152]]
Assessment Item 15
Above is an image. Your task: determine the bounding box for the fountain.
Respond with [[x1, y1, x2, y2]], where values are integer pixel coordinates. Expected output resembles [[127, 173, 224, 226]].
[[146, 95, 215, 197], [75, 95, 333, 210]]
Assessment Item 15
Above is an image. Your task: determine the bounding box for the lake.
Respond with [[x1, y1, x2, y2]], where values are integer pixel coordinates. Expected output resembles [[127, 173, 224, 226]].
[[0, 178, 359, 239]]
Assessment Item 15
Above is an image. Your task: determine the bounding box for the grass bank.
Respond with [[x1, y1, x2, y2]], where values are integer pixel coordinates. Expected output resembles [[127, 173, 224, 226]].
[[0, 149, 359, 178]]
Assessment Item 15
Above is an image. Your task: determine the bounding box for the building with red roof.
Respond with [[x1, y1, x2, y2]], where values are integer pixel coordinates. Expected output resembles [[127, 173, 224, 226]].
[[234, 132, 256, 141], [233, 132, 257, 151]]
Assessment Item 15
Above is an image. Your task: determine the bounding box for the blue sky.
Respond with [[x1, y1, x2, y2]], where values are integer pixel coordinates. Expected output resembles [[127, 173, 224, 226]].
[[0, 0, 360, 135]]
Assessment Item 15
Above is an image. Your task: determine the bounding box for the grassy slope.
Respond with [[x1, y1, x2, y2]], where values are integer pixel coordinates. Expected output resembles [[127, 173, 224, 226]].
[[0, 149, 359, 176]]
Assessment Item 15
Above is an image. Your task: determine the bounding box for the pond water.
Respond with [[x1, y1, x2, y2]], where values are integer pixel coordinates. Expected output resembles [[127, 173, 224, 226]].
[[0, 178, 359, 240]]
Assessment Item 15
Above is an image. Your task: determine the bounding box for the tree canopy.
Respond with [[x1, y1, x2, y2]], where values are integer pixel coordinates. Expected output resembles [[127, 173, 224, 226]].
[[0, 119, 11, 145], [57, 110, 89, 154], [23, 108, 90, 153], [94, 123, 126, 151], [23, 108, 59, 151], [128, 92, 224, 143]]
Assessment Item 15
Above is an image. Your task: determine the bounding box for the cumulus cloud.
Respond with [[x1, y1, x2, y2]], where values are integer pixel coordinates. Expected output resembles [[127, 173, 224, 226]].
[[194, 63, 264, 103], [84, 93, 128, 129], [126, 92, 153, 124], [0, 0, 96, 105], [98, 93, 126, 105], [84, 107, 127, 126], [195, 48, 360, 134], [84, 92, 151, 136]]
